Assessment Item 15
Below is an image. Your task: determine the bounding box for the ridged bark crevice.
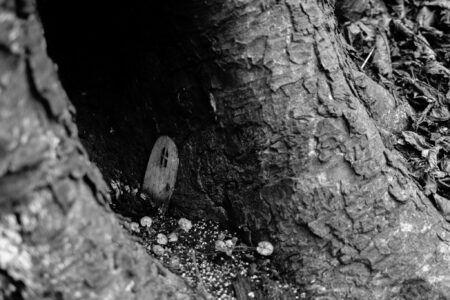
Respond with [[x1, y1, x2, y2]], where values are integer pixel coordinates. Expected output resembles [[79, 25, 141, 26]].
[[4, 0, 450, 298], [161, 0, 450, 297]]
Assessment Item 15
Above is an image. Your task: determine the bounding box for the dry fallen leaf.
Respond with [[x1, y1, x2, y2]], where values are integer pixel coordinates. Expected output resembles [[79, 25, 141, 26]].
[[423, 0, 450, 10], [417, 6, 436, 27], [373, 33, 393, 77], [401, 131, 430, 151], [434, 194, 450, 221]]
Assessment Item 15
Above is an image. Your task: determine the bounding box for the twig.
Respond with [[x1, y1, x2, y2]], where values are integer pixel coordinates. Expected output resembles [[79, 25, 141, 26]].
[[410, 66, 416, 81], [438, 178, 450, 189], [190, 249, 213, 299], [414, 102, 434, 130], [390, 87, 399, 107], [190, 249, 203, 285], [361, 47, 375, 70]]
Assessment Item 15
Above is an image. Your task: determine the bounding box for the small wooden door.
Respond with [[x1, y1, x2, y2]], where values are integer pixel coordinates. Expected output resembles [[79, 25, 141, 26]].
[[143, 136, 179, 206]]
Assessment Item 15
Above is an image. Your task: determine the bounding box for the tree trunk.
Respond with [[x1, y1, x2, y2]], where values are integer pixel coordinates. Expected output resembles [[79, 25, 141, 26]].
[[170, 0, 450, 298], [0, 2, 195, 299], [2, 0, 450, 299]]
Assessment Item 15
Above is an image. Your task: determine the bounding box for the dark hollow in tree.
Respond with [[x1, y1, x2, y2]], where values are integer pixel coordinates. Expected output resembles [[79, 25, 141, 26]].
[[0, 0, 196, 299], [1, 0, 450, 299]]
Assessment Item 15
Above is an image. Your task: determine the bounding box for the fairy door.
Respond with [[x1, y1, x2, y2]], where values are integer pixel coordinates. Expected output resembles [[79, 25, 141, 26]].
[[143, 136, 179, 207]]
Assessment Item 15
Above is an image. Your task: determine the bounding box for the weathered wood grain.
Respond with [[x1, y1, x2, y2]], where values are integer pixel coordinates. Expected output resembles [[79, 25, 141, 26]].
[[143, 135, 179, 212]]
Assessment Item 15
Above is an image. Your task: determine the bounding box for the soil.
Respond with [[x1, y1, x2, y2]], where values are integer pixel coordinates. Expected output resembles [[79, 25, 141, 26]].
[[121, 214, 302, 299]]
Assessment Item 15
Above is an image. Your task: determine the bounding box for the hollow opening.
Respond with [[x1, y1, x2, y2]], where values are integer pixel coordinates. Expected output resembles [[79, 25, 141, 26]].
[[36, 0, 215, 218], [33, 3, 311, 296]]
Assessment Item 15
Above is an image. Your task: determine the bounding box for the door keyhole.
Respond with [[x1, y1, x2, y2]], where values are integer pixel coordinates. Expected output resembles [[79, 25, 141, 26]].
[[160, 147, 169, 168]]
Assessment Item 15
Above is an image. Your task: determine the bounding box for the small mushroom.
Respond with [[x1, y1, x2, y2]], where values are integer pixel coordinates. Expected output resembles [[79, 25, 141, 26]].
[[152, 245, 165, 256], [130, 222, 140, 233], [140, 216, 153, 228], [156, 233, 168, 245], [169, 256, 181, 269], [168, 232, 178, 242], [215, 240, 227, 253], [225, 239, 235, 248], [178, 218, 193, 232], [256, 241, 274, 256]]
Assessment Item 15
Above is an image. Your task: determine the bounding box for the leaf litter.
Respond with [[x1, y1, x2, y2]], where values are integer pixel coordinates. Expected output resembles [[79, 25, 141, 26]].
[[338, 0, 450, 217]]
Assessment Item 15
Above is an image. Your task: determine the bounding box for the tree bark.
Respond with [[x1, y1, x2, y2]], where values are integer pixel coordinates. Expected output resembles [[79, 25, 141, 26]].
[[0, 2, 195, 299], [169, 0, 450, 298], [2, 0, 450, 299]]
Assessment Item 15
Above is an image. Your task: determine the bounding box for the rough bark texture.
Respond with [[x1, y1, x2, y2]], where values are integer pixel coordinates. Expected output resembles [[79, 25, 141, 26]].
[[167, 0, 450, 298], [3, 0, 450, 299], [0, 1, 196, 299]]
